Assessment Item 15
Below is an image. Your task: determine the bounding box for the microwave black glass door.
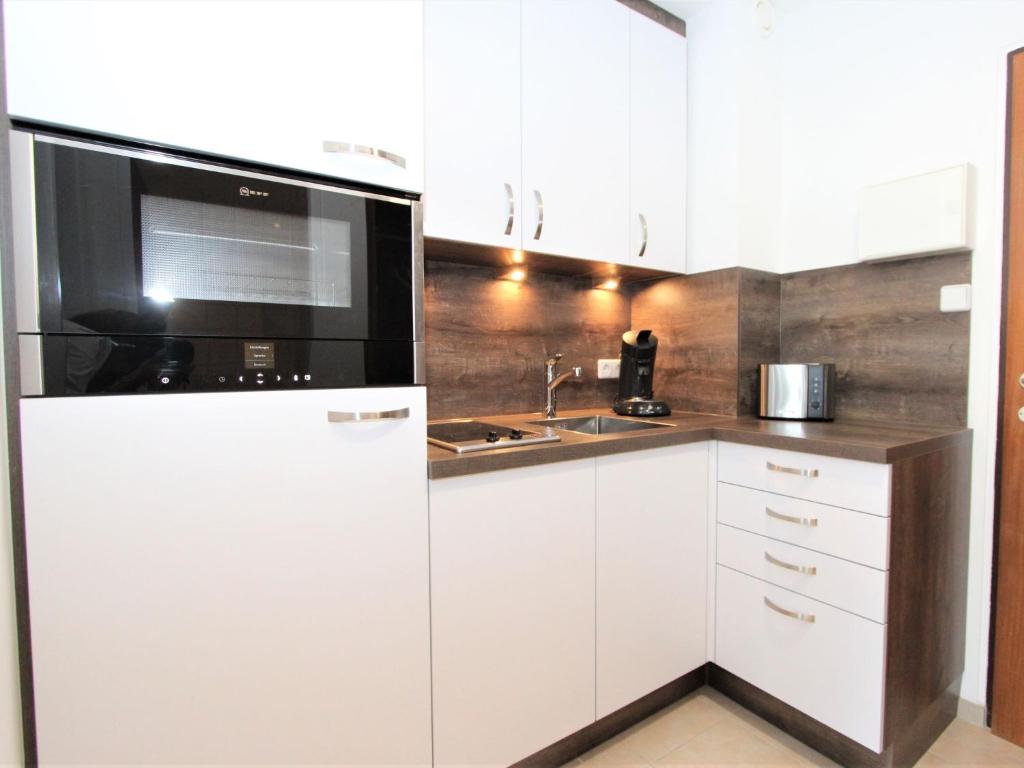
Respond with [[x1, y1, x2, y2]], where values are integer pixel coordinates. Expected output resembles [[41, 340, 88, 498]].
[[32, 141, 414, 341]]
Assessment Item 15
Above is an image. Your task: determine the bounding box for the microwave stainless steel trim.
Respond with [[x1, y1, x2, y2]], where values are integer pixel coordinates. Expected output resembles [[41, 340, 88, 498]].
[[12, 128, 424, 396], [32, 132, 415, 206], [10, 129, 40, 334]]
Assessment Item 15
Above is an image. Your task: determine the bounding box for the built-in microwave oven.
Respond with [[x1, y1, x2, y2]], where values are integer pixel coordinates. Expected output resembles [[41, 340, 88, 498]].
[[10, 130, 423, 396]]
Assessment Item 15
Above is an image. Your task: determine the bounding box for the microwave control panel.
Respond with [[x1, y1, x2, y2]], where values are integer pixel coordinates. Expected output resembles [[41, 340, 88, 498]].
[[30, 336, 417, 396]]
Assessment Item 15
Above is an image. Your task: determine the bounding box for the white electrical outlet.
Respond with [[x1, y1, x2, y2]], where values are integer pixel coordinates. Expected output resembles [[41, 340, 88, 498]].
[[940, 283, 971, 312], [597, 358, 621, 379]]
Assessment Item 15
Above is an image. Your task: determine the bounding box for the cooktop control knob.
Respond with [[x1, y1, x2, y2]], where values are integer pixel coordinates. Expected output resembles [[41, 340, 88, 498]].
[[509, 429, 523, 440], [486, 431, 500, 443]]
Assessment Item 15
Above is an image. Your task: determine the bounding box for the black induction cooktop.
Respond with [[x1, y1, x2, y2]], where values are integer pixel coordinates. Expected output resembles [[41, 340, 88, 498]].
[[427, 420, 560, 453]]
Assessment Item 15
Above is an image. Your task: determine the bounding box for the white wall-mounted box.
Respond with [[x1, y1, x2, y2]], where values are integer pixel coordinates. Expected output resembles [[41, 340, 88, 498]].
[[857, 164, 974, 262]]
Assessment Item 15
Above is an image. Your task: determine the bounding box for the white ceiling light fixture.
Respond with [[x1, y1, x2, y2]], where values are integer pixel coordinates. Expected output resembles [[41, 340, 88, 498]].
[[754, 0, 775, 34]]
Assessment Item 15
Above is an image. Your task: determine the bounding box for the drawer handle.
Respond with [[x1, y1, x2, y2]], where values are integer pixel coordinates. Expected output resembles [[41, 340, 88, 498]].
[[765, 551, 817, 576], [765, 507, 819, 527], [327, 407, 410, 423], [764, 596, 816, 624], [766, 461, 819, 478]]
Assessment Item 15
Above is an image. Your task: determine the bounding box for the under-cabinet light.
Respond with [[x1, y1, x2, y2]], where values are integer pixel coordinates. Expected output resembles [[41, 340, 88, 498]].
[[499, 267, 528, 282]]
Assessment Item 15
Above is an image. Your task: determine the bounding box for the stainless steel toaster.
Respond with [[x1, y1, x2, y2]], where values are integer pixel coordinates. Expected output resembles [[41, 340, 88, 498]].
[[758, 363, 836, 421]]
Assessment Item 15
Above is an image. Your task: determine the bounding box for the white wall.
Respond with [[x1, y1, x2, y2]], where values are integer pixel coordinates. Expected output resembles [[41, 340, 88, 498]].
[[777, 0, 1024, 707], [684, 0, 1024, 705]]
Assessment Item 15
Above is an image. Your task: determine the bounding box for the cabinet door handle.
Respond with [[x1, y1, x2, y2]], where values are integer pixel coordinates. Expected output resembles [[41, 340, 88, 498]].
[[637, 213, 648, 259], [764, 596, 816, 624], [766, 461, 819, 478], [533, 189, 544, 240], [765, 551, 817, 575], [765, 506, 819, 527], [327, 407, 410, 423], [322, 141, 407, 170], [504, 182, 515, 236]]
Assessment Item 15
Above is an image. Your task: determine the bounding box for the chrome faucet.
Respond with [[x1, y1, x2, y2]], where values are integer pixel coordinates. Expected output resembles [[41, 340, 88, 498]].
[[544, 353, 583, 419]]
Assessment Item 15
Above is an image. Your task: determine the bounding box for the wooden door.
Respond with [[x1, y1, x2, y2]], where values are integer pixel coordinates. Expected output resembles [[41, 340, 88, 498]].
[[993, 46, 1024, 746], [20, 387, 431, 765]]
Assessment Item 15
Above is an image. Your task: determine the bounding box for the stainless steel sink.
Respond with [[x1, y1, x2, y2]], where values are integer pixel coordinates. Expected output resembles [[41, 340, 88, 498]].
[[528, 415, 675, 435]]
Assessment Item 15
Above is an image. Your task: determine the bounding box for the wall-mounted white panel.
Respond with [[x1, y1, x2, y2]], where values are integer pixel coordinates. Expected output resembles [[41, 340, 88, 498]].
[[858, 164, 974, 262]]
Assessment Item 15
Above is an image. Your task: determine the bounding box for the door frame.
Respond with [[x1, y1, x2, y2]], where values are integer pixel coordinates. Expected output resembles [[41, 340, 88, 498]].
[[989, 44, 1024, 735]]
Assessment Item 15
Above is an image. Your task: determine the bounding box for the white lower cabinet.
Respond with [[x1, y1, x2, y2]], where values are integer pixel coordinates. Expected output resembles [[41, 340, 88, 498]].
[[717, 442, 892, 516], [715, 566, 886, 751], [716, 524, 888, 623], [714, 442, 893, 754], [716, 482, 890, 570], [429, 460, 597, 767], [20, 388, 432, 766], [596, 443, 709, 718]]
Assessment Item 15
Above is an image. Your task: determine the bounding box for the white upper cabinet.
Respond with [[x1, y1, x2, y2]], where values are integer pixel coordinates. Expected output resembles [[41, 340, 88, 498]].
[[629, 12, 687, 272], [423, 0, 687, 271], [521, 0, 630, 264], [3, 1, 424, 192], [424, 0, 522, 247]]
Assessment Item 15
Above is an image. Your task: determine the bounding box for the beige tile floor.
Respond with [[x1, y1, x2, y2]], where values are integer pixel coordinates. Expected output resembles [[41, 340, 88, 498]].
[[566, 687, 1024, 767]]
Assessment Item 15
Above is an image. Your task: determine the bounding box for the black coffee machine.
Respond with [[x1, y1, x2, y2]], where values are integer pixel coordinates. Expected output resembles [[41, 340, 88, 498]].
[[613, 329, 671, 417]]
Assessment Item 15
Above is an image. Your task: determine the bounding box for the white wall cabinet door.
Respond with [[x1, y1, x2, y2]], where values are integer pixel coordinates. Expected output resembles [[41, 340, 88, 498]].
[[521, 0, 630, 263], [20, 388, 431, 766], [629, 13, 687, 272], [430, 460, 596, 767], [3, 0, 424, 192], [596, 443, 709, 718], [424, 0, 522, 247]]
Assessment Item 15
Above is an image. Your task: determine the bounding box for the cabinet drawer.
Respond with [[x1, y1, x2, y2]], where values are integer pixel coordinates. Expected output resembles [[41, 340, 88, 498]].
[[717, 525, 887, 622], [715, 566, 885, 752], [717, 442, 891, 516], [717, 483, 890, 570]]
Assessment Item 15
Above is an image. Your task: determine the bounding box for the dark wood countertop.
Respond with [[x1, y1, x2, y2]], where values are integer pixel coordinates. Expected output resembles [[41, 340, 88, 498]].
[[427, 408, 971, 480]]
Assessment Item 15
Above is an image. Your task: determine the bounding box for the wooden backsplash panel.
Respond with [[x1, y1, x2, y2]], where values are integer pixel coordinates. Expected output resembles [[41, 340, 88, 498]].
[[780, 253, 971, 427], [738, 269, 782, 416], [424, 260, 630, 419], [630, 269, 740, 415]]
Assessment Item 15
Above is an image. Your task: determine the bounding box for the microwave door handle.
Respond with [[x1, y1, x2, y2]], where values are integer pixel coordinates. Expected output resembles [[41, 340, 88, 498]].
[[322, 141, 407, 170]]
